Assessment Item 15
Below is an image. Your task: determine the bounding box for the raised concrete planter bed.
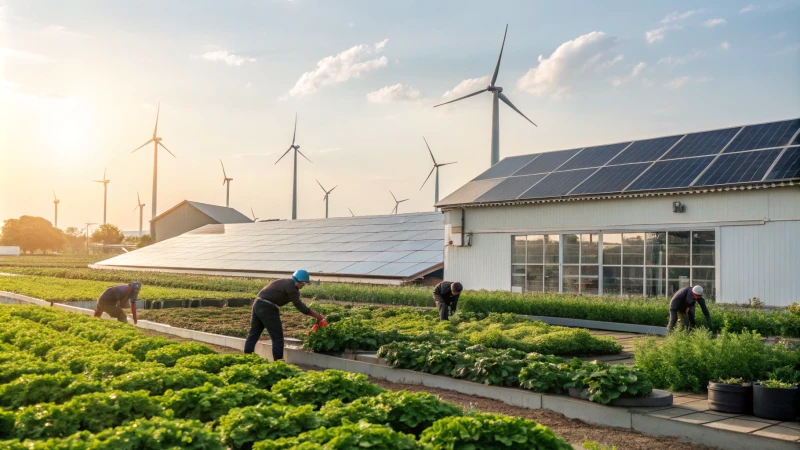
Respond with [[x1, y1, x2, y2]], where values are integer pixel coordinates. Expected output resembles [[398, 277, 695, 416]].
[[568, 388, 673, 407], [522, 315, 667, 335]]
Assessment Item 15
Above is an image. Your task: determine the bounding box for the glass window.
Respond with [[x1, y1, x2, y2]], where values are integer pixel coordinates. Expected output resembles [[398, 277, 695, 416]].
[[563, 234, 580, 264], [603, 234, 622, 265], [692, 231, 715, 266], [692, 268, 715, 299], [581, 234, 599, 264], [646, 267, 667, 297], [512, 236, 526, 264], [668, 231, 691, 266], [622, 233, 644, 265], [645, 232, 666, 266], [526, 265, 543, 292], [622, 266, 644, 296], [544, 235, 560, 264], [581, 265, 599, 295], [603, 266, 621, 295], [511, 276, 524, 293], [527, 235, 544, 264], [512, 265, 526, 276], [668, 267, 690, 295], [544, 265, 560, 292], [562, 265, 579, 293]]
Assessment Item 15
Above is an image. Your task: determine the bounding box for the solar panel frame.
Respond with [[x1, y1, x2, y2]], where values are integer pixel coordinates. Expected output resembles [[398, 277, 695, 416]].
[[558, 142, 632, 171], [626, 156, 715, 191], [570, 163, 652, 195], [663, 127, 741, 159], [472, 154, 541, 181], [519, 169, 597, 199], [474, 174, 548, 203], [693, 149, 782, 186], [764, 146, 800, 181], [608, 135, 683, 165], [724, 119, 800, 153], [511, 149, 582, 176]]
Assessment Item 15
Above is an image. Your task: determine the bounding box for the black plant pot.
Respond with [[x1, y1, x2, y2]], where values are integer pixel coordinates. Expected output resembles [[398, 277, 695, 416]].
[[753, 384, 798, 421], [708, 381, 752, 414]]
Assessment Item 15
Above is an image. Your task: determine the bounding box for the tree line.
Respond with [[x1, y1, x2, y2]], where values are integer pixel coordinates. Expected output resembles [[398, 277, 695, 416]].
[[0, 216, 153, 254]]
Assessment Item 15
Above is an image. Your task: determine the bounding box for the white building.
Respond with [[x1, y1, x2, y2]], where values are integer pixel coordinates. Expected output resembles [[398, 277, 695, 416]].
[[438, 119, 800, 307]]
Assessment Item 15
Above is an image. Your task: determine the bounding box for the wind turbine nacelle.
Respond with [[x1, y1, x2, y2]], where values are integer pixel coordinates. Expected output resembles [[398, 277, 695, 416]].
[[293, 145, 300, 150], [488, 86, 502, 92], [154, 137, 163, 142]]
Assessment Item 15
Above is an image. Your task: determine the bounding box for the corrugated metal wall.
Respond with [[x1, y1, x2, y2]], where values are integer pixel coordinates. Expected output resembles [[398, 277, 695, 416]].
[[153, 203, 216, 242], [445, 233, 511, 291], [720, 221, 800, 307]]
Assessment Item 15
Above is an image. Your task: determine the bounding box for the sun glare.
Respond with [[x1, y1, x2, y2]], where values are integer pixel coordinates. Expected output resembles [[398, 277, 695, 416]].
[[41, 98, 91, 156]]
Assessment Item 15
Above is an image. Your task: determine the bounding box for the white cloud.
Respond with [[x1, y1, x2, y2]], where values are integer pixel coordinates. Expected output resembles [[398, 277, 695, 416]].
[[740, 4, 759, 13], [287, 39, 389, 97], [720, 41, 731, 50], [645, 25, 682, 44], [666, 76, 691, 89], [600, 54, 624, 68], [200, 46, 256, 66], [366, 83, 422, 103], [657, 49, 704, 68], [611, 62, 647, 87], [661, 9, 708, 24], [245, 82, 252, 89], [704, 18, 727, 27], [43, 25, 88, 38], [1, 79, 19, 89], [516, 31, 620, 98], [0, 47, 54, 63], [441, 76, 490, 100]]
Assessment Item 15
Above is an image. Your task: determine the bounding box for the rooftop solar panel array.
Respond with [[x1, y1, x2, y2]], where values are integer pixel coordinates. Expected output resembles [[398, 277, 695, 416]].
[[437, 118, 800, 207], [95, 212, 444, 279]]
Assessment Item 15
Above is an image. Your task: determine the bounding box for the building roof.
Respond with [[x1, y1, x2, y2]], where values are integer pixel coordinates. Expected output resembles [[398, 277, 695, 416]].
[[94, 212, 444, 283], [437, 118, 800, 208], [150, 200, 252, 224]]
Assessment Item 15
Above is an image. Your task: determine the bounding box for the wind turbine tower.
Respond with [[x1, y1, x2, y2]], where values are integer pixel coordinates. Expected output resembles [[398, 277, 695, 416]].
[[53, 191, 60, 228], [419, 137, 456, 211], [389, 191, 409, 215], [133, 193, 146, 237], [93, 168, 110, 225], [316, 179, 337, 219], [220, 160, 233, 208], [275, 113, 312, 220], [434, 25, 537, 167], [131, 103, 177, 228]]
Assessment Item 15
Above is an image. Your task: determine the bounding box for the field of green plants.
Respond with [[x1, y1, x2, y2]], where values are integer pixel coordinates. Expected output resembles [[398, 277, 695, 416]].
[[0, 305, 575, 449], [2, 255, 798, 337]]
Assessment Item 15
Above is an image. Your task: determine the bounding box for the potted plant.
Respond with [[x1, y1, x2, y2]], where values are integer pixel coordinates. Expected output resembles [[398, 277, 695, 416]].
[[753, 367, 799, 421], [708, 377, 752, 414]]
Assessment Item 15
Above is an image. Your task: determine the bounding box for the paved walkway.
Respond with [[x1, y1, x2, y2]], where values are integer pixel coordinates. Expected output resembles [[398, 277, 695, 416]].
[[581, 329, 642, 365]]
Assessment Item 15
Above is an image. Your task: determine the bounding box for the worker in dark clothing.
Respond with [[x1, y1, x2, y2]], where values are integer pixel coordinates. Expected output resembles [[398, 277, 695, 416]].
[[667, 285, 712, 332], [244, 270, 325, 361], [93, 282, 141, 325], [433, 281, 463, 321]]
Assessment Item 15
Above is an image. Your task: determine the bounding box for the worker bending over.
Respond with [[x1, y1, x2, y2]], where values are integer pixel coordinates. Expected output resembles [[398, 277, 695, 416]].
[[244, 270, 325, 361], [667, 285, 712, 332], [433, 281, 462, 321], [94, 282, 140, 325]]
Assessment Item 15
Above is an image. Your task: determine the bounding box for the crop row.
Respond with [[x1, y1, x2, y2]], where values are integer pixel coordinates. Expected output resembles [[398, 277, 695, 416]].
[[0, 305, 574, 449]]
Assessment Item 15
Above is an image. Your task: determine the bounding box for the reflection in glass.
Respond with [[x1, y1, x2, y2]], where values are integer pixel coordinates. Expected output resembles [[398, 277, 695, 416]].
[[581, 265, 599, 295], [692, 231, 715, 266], [526, 265, 544, 292], [668, 231, 691, 266], [622, 266, 644, 295], [527, 235, 544, 264], [603, 266, 621, 295], [512, 265, 525, 276], [544, 265, 560, 292], [668, 267, 690, 295], [544, 235, 560, 264], [512, 275, 525, 293], [603, 234, 622, 265], [646, 267, 667, 297], [692, 268, 715, 299], [563, 234, 580, 264], [646, 232, 666, 266], [622, 233, 644, 265], [512, 236, 526, 264], [581, 234, 599, 264]]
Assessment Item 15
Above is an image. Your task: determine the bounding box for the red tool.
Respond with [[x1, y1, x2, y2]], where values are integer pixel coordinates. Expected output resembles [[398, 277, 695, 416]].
[[311, 320, 328, 332]]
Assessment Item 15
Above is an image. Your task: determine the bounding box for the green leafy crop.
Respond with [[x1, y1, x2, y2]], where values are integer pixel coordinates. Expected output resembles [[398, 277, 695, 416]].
[[271, 370, 385, 409], [419, 413, 573, 449], [219, 362, 302, 390], [144, 342, 215, 367], [253, 420, 421, 450]]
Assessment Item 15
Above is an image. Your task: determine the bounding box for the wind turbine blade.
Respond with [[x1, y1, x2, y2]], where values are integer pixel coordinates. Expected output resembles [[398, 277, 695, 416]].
[[251, 208, 256, 221], [422, 136, 437, 165], [131, 138, 155, 154], [400, 198, 409, 203], [275, 147, 292, 164], [438, 161, 457, 166], [132, 205, 139, 212], [391, 205, 397, 214], [137, 192, 141, 205], [103, 167, 106, 181], [491, 24, 508, 87], [498, 92, 537, 126], [53, 190, 57, 200], [420, 166, 436, 190], [220, 159, 227, 178], [158, 142, 177, 158], [153, 103, 160, 137], [433, 88, 487, 108], [348, 208, 354, 217], [93, 180, 104, 183], [297, 149, 312, 163], [390, 190, 397, 202], [329, 185, 337, 193], [316, 179, 326, 192], [292, 113, 297, 146]]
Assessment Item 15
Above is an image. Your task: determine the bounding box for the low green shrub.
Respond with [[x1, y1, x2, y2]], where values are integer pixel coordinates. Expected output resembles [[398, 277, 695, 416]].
[[419, 413, 573, 449], [253, 421, 421, 450], [120, 336, 176, 361], [0, 359, 64, 385], [0, 373, 103, 409], [58, 416, 224, 450], [302, 317, 406, 352], [519, 358, 585, 394], [219, 362, 302, 390], [105, 366, 223, 396], [218, 404, 319, 450], [174, 353, 262, 374], [568, 361, 653, 404], [160, 382, 284, 423], [758, 380, 796, 388], [271, 370, 385, 409], [0, 409, 14, 439], [144, 342, 215, 367]]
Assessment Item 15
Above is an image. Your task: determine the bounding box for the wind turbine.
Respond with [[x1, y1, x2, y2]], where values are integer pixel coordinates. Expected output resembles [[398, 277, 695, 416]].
[[132, 193, 146, 237], [389, 191, 409, 215], [433, 24, 537, 167], [131, 103, 177, 226], [419, 137, 457, 211], [348, 208, 355, 217], [93, 168, 110, 225], [275, 113, 311, 220], [53, 191, 60, 228], [250, 207, 259, 222], [220, 160, 233, 208], [84, 222, 96, 253], [316, 179, 337, 219]]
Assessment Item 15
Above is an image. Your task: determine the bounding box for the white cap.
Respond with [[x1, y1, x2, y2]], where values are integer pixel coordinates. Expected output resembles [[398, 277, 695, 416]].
[[692, 285, 704, 296]]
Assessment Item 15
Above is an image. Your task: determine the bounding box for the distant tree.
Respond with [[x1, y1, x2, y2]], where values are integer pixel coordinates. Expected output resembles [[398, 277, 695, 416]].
[[64, 227, 86, 252], [90, 224, 125, 246], [0, 216, 66, 254], [122, 235, 140, 245], [137, 234, 154, 248]]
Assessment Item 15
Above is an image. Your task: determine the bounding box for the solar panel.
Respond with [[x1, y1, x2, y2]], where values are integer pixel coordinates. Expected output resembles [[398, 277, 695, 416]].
[[694, 149, 782, 186], [520, 169, 596, 199], [765, 146, 800, 181], [724, 119, 800, 153], [473, 154, 540, 180], [511, 149, 582, 176], [664, 127, 740, 159], [474, 174, 548, 202], [571, 163, 651, 195], [435, 179, 503, 206], [608, 135, 682, 164], [627, 157, 715, 191], [558, 143, 631, 170]]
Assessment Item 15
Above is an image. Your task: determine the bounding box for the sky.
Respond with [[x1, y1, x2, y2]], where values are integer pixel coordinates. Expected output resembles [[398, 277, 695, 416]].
[[1, 0, 799, 232]]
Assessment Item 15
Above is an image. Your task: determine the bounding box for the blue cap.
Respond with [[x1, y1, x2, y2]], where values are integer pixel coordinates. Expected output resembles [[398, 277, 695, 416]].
[[292, 270, 310, 283]]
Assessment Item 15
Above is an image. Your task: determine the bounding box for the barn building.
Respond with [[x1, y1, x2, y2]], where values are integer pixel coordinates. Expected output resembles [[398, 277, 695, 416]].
[[437, 118, 800, 307], [150, 200, 252, 242]]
